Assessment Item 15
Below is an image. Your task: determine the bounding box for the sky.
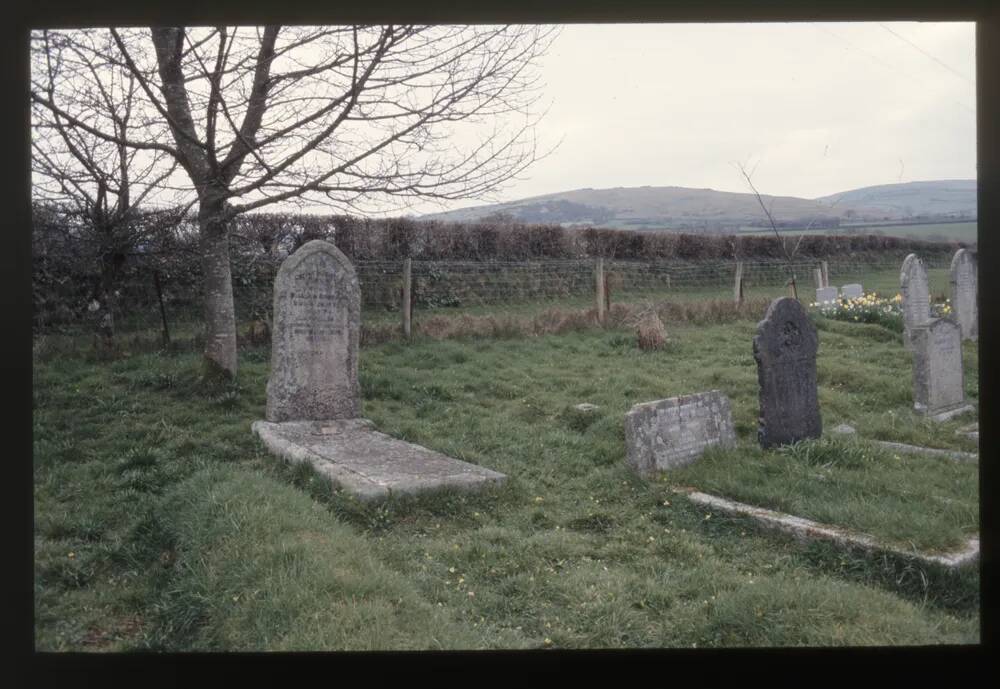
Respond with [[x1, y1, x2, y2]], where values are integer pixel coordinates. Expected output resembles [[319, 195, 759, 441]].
[[407, 21, 976, 217]]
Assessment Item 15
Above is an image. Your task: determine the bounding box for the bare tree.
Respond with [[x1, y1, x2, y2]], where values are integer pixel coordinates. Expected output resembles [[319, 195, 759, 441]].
[[31, 29, 192, 345], [736, 162, 806, 299], [32, 25, 558, 379]]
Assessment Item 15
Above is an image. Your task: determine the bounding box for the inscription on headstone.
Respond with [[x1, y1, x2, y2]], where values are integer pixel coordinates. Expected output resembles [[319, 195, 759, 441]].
[[624, 390, 736, 475], [841, 284, 863, 299], [901, 254, 931, 350], [265, 240, 361, 422], [950, 249, 977, 341], [753, 297, 822, 448], [912, 318, 970, 421], [816, 286, 839, 304]]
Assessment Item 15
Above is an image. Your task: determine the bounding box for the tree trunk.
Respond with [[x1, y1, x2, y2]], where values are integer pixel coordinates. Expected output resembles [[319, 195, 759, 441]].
[[199, 199, 238, 380]]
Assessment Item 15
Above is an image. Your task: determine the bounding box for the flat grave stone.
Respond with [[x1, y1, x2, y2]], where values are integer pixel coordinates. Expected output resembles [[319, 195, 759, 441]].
[[815, 286, 839, 304], [912, 317, 974, 422], [950, 249, 978, 341], [841, 283, 863, 299], [753, 297, 822, 448], [624, 390, 736, 475], [901, 253, 932, 351], [253, 420, 507, 501]]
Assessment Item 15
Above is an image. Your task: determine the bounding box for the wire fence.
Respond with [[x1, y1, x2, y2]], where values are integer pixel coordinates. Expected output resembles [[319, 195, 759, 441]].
[[35, 254, 956, 342]]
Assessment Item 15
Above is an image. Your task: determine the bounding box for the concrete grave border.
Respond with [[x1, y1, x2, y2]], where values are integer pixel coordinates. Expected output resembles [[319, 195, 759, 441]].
[[672, 487, 979, 570]]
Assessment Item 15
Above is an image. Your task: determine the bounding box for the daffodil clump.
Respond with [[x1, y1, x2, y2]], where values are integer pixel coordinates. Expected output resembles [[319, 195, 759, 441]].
[[811, 292, 905, 331], [810, 291, 953, 332]]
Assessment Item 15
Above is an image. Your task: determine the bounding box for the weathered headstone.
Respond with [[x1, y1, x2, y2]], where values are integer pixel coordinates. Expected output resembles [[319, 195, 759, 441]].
[[624, 391, 736, 475], [900, 253, 931, 350], [256, 240, 506, 500], [266, 240, 361, 422], [841, 284, 863, 300], [911, 318, 973, 422], [753, 297, 822, 448], [950, 249, 978, 341], [815, 286, 838, 304]]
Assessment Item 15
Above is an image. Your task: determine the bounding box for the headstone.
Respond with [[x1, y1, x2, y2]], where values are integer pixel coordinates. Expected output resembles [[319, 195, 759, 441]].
[[911, 318, 973, 422], [900, 254, 931, 350], [624, 390, 736, 475], [815, 286, 838, 304], [841, 284, 863, 299], [265, 240, 361, 422], [950, 249, 978, 341], [753, 297, 822, 448]]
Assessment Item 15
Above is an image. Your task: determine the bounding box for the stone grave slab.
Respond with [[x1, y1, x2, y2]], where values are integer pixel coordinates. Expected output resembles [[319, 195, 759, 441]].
[[253, 419, 507, 501], [841, 283, 863, 299], [624, 390, 736, 475], [950, 249, 977, 341], [815, 286, 838, 304], [753, 297, 822, 448], [912, 318, 974, 422]]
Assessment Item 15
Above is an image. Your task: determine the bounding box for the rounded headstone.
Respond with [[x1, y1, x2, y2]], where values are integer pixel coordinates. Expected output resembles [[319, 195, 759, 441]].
[[265, 240, 361, 422], [753, 297, 822, 449]]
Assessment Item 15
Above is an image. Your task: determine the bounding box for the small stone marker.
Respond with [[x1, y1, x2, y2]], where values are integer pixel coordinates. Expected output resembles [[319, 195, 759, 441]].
[[574, 403, 600, 413], [815, 286, 838, 304], [266, 240, 361, 422], [841, 284, 863, 299], [950, 249, 977, 341], [900, 254, 932, 350], [257, 240, 506, 500], [624, 390, 736, 475], [831, 423, 857, 435], [911, 318, 974, 422], [753, 297, 822, 448]]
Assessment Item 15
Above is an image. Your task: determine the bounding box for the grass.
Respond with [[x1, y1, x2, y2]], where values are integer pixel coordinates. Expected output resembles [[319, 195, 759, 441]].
[[737, 221, 977, 244], [33, 304, 979, 651]]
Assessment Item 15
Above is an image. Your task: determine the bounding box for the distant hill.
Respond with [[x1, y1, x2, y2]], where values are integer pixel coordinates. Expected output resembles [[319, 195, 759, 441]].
[[419, 180, 976, 231], [815, 180, 977, 219]]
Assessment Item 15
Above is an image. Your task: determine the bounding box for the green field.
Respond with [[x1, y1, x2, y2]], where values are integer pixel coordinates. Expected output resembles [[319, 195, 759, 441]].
[[33, 305, 979, 650], [737, 222, 977, 244]]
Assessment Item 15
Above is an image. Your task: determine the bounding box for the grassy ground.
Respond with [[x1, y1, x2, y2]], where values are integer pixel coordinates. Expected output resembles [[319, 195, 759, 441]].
[[33, 306, 979, 651], [737, 222, 977, 244]]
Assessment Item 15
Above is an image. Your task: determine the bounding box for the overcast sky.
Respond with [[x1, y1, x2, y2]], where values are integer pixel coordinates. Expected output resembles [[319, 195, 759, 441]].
[[407, 21, 976, 216]]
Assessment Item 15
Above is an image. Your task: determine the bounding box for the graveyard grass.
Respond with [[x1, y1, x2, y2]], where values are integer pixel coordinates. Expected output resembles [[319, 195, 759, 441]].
[[34, 313, 979, 651]]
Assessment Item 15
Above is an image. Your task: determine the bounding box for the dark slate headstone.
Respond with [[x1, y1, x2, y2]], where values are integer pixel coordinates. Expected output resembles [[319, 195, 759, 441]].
[[753, 297, 822, 448], [265, 240, 361, 422]]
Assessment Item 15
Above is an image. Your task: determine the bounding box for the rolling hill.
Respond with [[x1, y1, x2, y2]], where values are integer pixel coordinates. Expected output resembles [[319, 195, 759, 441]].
[[419, 180, 976, 232]]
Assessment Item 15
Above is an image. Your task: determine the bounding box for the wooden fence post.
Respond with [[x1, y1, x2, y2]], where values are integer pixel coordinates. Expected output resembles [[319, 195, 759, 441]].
[[821, 260, 830, 288], [595, 258, 606, 324], [402, 258, 412, 338], [814, 267, 824, 289], [152, 269, 170, 347], [734, 261, 744, 305]]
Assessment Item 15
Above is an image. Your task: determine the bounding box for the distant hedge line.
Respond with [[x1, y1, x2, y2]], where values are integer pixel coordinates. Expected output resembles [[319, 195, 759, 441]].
[[32, 206, 966, 331]]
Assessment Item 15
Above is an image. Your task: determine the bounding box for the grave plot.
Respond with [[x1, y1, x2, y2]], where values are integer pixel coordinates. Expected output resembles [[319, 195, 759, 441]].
[[640, 295, 978, 564], [254, 239, 507, 501], [661, 438, 979, 559]]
